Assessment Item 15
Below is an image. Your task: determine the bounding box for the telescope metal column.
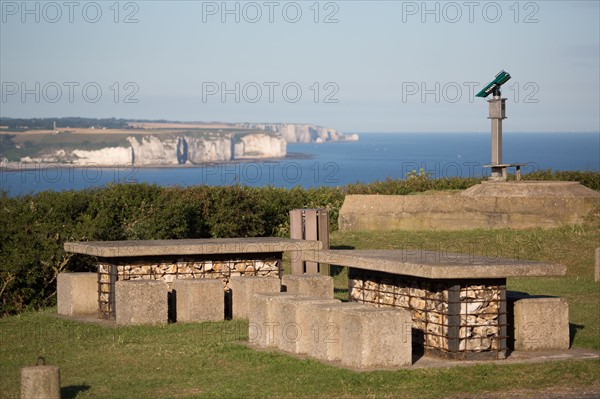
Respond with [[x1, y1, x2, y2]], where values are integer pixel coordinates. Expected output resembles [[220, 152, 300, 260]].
[[488, 90, 506, 180]]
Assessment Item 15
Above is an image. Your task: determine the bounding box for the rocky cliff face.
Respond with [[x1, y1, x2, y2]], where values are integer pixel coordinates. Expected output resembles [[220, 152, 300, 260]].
[[237, 123, 359, 143], [13, 132, 286, 166], [234, 133, 287, 159]]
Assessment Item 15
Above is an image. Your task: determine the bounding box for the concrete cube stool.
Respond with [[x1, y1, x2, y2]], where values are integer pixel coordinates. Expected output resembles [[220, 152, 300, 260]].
[[115, 280, 168, 326], [172, 279, 223, 322], [57, 272, 98, 316], [513, 297, 569, 351], [340, 306, 412, 368], [248, 293, 305, 348], [229, 276, 281, 319], [308, 302, 365, 362], [282, 274, 334, 298], [278, 297, 340, 354]]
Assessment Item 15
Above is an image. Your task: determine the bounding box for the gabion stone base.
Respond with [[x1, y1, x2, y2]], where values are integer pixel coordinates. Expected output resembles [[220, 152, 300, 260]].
[[348, 268, 507, 360], [98, 253, 282, 319]]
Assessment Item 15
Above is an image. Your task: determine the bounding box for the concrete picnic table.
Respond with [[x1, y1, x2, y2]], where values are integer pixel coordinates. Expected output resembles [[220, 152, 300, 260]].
[[302, 249, 566, 360], [65, 237, 322, 319]]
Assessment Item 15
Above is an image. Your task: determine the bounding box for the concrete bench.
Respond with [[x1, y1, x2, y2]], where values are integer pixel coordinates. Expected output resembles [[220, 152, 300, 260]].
[[282, 274, 334, 299], [64, 237, 321, 320], [302, 249, 566, 360], [483, 163, 527, 181]]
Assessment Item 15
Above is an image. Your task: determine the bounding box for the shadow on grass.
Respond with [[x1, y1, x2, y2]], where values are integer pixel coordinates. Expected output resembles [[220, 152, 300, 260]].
[[569, 323, 584, 348], [61, 384, 90, 399], [330, 245, 355, 250]]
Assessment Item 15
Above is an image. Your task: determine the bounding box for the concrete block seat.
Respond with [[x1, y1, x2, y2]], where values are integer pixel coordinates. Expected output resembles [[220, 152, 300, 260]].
[[57, 272, 98, 316], [339, 306, 413, 368], [172, 278, 224, 323], [228, 276, 281, 319], [115, 280, 168, 326], [282, 274, 334, 299], [508, 292, 570, 351]]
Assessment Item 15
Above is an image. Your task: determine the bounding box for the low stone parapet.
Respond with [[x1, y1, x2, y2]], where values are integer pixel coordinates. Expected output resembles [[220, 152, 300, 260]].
[[115, 280, 168, 326], [57, 272, 98, 316]]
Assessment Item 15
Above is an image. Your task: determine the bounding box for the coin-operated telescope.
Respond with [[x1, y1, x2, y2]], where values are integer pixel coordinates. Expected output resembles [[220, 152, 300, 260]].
[[476, 70, 524, 181]]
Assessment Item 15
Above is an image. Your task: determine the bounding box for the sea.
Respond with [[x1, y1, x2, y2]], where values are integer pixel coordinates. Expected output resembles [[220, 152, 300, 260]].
[[1, 132, 598, 197]]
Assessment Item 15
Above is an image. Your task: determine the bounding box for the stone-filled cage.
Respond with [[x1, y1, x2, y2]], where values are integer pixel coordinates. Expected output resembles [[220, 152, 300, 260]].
[[348, 268, 507, 360], [98, 254, 281, 320]]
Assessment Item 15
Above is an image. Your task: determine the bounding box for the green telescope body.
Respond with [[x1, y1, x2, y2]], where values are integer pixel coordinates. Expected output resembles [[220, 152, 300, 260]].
[[476, 70, 511, 98]]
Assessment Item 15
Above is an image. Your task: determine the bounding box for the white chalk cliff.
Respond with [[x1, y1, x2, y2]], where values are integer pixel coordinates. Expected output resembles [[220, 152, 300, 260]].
[[17, 132, 287, 166], [11, 123, 353, 166], [237, 123, 359, 143]]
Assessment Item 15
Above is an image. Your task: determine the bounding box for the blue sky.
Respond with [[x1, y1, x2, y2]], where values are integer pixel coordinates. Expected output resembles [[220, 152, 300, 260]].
[[1, 0, 599, 133]]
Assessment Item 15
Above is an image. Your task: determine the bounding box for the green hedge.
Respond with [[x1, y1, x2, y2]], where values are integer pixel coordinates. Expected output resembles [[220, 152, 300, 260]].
[[1, 170, 598, 316]]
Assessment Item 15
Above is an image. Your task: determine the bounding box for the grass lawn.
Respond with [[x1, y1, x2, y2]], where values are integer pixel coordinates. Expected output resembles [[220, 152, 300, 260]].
[[1, 222, 599, 398]]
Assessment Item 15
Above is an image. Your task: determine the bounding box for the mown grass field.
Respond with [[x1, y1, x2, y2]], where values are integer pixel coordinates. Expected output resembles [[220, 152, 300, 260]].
[[1, 221, 599, 398]]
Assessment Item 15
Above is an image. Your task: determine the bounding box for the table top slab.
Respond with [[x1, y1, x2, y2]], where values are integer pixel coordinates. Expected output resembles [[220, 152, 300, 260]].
[[65, 237, 322, 258], [301, 249, 566, 279]]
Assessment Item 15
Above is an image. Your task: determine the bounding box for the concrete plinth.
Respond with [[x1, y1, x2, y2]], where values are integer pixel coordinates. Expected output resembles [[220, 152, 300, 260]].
[[308, 302, 365, 362], [57, 272, 97, 316], [115, 280, 168, 326], [228, 276, 281, 319], [340, 307, 412, 368], [513, 297, 570, 351], [282, 274, 334, 298], [21, 365, 61, 399], [172, 279, 223, 322], [278, 297, 340, 354]]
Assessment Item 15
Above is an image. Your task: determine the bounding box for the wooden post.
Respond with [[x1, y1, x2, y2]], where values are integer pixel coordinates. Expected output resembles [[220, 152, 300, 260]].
[[304, 209, 319, 274], [317, 210, 330, 276], [289, 210, 304, 275], [289, 209, 330, 276]]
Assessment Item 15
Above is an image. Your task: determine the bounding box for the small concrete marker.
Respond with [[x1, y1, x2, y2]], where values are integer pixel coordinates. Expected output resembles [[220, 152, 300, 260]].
[[21, 357, 61, 399]]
